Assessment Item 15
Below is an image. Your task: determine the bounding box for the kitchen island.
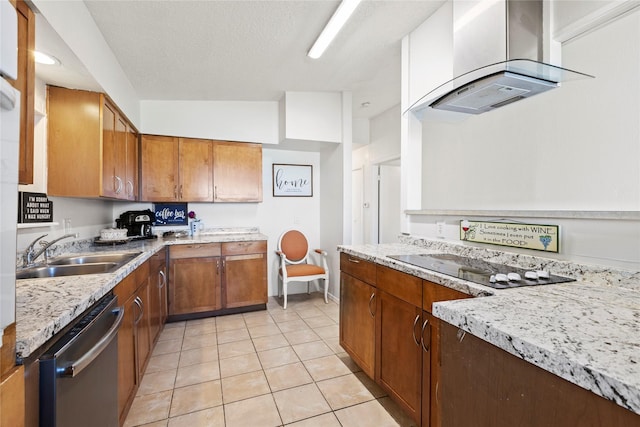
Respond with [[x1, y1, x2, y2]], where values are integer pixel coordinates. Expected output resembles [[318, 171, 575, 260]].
[[338, 242, 640, 423], [15, 227, 267, 360]]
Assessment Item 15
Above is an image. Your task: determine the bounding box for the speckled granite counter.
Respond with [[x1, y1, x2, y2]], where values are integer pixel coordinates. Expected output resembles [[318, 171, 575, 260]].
[[16, 228, 267, 360], [338, 242, 640, 416]]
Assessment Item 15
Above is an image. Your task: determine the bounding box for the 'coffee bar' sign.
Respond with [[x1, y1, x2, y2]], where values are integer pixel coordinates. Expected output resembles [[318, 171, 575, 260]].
[[460, 220, 560, 253]]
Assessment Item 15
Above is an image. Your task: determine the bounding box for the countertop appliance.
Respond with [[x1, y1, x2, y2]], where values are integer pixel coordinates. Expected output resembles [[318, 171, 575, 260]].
[[0, 0, 20, 338], [388, 253, 575, 289], [116, 209, 156, 239], [39, 293, 123, 427]]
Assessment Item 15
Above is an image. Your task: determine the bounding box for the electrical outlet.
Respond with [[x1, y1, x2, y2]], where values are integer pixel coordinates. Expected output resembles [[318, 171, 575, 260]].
[[293, 216, 301, 225], [436, 221, 445, 238]]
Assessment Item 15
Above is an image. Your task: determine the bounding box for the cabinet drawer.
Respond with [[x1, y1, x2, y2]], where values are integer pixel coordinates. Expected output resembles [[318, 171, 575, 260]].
[[170, 243, 221, 259], [423, 280, 471, 313], [222, 240, 266, 256], [340, 253, 376, 285], [376, 264, 421, 307]]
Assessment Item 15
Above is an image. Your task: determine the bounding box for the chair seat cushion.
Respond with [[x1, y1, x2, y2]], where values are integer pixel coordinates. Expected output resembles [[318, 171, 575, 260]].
[[285, 264, 326, 277]]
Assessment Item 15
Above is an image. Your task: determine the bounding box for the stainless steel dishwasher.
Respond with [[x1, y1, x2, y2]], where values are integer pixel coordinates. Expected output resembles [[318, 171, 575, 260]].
[[39, 293, 124, 427]]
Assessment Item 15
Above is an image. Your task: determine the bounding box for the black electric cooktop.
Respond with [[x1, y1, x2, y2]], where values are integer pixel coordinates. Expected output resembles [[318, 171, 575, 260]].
[[388, 253, 575, 289]]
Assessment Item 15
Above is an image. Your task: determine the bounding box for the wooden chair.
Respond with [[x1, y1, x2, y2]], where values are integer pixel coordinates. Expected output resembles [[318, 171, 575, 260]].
[[276, 229, 329, 309]]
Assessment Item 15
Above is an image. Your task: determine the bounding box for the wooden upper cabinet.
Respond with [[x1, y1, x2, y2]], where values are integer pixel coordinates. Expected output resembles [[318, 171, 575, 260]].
[[11, 0, 35, 185], [212, 141, 262, 202], [140, 135, 179, 201], [140, 135, 262, 203], [140, 135, 212, 201], [125, 127, 139, 200], [47, 86, 138, 200], [180, 138, 213, 201]]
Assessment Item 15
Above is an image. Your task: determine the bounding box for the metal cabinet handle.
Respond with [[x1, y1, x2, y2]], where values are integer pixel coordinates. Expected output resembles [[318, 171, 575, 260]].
[[114, 175, 123, 194], [412, 314, 421, 347], [174, 185, 178, 199], [133, 297, 143, 323], [126, 180, 134, 197], [158, 270, 166, 289], [58, 306, 125, 378], [348, 258, 360, 263], [368, 292, 376, 318], [179, 184, 183, 199], [216, 259, 220, 275], [421, 318, 431, 352]]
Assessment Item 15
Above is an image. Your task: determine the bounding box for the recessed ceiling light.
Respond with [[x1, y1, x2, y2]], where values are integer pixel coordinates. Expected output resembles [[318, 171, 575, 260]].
[[308, 0, 362, 59], [34, 51, 60, 66]]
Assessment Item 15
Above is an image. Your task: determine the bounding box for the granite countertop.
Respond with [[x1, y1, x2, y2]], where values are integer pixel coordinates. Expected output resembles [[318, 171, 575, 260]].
[[16, 229, 267, 360], [338, 243, 640, 416]]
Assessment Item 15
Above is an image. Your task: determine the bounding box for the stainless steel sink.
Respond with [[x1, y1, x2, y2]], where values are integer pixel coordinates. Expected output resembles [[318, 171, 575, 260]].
[[16, 263, 120, 279], [49, 252, 141, 266], [17, 252, 141, 279]]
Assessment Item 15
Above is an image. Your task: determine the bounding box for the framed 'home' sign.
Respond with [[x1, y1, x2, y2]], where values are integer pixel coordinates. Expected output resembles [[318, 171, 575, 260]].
[[272, 164, 313, 197]]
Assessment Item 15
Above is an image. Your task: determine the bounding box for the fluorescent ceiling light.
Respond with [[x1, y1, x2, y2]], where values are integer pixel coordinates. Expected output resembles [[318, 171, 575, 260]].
[[308, 0, 362, 59], [34, 51, 60, 66]]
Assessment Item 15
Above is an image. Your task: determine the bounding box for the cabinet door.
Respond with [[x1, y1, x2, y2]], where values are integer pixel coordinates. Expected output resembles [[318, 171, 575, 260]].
[[376, 290, 422, 425], [223, 253, 267, 308], [179, 138, 213, 201], [340, 272, 376, 379], [135, 282, 152, 378], [212, 141, 262, 202], [125, 127, 138, 200], [102, 102, 128, 199], [12, 1, 35, 185], [117, 294, 137, 424], [169, 256, 221, 315], [140, 135, 180, 201], [422, 311, 436, 427]]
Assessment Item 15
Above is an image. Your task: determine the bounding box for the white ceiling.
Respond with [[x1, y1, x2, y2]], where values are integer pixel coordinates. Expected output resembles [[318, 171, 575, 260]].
[[35, 0, 444, 120]]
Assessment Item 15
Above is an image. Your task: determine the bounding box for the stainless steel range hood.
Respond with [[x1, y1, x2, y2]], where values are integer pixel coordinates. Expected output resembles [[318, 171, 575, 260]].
[[409, 0, 593, 118]]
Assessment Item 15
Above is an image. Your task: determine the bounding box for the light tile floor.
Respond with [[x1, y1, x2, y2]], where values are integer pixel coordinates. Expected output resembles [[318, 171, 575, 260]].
[[124, 293, 415, 427]]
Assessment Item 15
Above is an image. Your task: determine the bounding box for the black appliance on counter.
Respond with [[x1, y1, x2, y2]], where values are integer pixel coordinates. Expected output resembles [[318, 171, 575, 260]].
[[116, 209, 156, 239], [388, 253, 575, 289]]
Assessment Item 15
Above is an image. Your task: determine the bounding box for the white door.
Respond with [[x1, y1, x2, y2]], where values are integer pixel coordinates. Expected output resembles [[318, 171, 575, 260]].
[[378, 162, 401, 243], [351, 168, 364, 245]]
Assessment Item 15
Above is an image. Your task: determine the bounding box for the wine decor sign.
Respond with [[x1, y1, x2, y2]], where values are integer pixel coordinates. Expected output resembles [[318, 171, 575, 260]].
[[272, 164, 313, 197], [460, 220, 560, 253]]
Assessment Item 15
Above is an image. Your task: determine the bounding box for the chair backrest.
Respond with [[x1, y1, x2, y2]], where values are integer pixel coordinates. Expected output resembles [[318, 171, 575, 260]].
[[278, 229, 309, 264]]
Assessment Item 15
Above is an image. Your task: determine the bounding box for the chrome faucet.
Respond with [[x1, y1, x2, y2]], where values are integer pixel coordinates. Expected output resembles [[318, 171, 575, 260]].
[[23, 233, 77, 267]]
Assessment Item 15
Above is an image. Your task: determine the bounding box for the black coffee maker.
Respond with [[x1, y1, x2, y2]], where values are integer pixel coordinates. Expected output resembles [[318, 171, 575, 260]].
[[116, 209, 156, 238]]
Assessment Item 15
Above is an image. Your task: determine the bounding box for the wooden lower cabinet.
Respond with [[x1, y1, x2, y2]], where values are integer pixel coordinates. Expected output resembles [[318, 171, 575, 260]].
[[1, 365, 25, 427], [114, 261, 152, 425], [375, 289, 423, 425], [148, 248, 167, 341], [222, 241, 267, 308], [439, 321, 640, 427], [338, 258, 474, 427], [340, 272, 376, 378], [169, 244, 222, 316], [168, 241, 268, 317]]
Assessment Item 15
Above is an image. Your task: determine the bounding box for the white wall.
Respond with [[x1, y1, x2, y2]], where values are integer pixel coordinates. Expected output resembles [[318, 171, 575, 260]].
[[140, 100, 279, 144], [33, 0, 140, 125], [352, 105, 402, 244], [405, 5, 640, 271], [420, 10, 639, 211]]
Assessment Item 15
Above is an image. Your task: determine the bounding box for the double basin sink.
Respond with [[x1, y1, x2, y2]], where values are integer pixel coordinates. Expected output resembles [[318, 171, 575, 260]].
[[17, 252, 141, 280]]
